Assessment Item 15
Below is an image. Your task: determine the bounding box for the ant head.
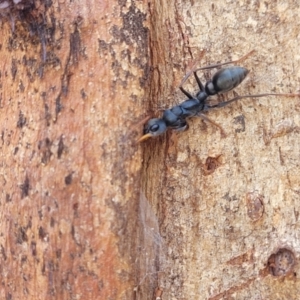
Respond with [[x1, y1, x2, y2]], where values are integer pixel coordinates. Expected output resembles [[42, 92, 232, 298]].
[[138, 118, 167, 142]]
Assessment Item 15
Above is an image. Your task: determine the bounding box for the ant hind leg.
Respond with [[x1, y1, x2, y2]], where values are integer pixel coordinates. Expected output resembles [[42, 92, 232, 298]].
[[193, 50, 255, 72], [206, 93, 300, 110], [180, 86, 194, 99], [194, 72, 204, 91]]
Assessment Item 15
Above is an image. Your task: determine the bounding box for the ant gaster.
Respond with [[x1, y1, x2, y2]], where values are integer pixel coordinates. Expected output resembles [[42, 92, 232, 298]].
[[138, 51, 299, 142]]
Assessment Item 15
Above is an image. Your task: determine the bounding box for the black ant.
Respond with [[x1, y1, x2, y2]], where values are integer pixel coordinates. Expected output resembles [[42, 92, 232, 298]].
[[138, 51, 299, 142]]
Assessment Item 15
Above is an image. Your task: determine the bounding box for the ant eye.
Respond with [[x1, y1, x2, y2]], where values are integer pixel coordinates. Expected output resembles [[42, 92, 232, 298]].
[[150, 124, 159, 132]]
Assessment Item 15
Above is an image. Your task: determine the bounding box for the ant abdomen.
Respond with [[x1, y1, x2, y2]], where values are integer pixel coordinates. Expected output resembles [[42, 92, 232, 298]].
[[207, 67, 249, 95]]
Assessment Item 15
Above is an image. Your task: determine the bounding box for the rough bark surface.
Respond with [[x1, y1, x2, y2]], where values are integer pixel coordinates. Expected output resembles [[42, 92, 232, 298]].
[[0, 1, 148, 299], [141, 0, 300, 299], [2, 0, 300, 300]]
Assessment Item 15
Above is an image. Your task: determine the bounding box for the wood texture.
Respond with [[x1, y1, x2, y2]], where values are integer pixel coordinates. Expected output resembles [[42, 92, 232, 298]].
[[141, 0, 300, 299], [0, 1, 148, 299], [2, 1, 300, 300]]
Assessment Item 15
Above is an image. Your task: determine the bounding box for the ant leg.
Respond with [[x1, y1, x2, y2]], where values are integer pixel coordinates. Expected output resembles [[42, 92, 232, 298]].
[[193, 50, 255, 72], [206, 93, 300, 109], [179, 49, 206, 87], [196, 113, 227, 137], [194, 72, 204, 91], [179, 70, 204, 98], [180, 86, 194, 99]]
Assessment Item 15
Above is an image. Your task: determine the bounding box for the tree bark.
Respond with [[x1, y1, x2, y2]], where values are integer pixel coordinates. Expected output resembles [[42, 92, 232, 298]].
[[2, 1, 300, 300], [0, 1, 148, 299], [141, 0, 300, 299]]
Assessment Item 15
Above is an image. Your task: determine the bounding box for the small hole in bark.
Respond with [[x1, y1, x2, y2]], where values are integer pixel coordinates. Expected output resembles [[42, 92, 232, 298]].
[[203, 155, 222, 175], [267, 248, 296, 276]]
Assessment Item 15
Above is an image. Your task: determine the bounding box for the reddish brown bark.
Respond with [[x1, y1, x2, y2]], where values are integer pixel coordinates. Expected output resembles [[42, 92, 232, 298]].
[[0, 1, 148, 299]]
